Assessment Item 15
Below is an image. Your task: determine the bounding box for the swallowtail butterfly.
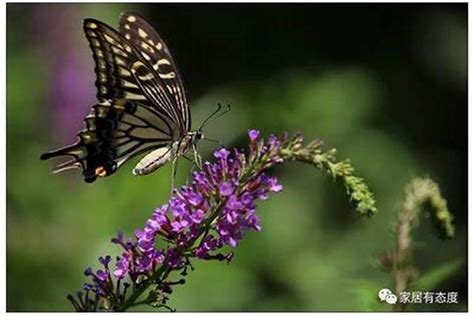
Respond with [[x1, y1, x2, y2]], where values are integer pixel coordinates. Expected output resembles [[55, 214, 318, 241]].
[[41, 12, 208, 183]]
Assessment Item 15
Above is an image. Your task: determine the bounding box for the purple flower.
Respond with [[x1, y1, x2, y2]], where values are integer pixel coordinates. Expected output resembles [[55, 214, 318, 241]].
[[137, 238, 154, 252], [166, 248, 183, 268], [68, 129, 376, 311], [99, 256, 111, 268], [248, 129, 260, 141], [111, 232, 124, 245], [146, 218, 161, 231], [114, 253, 130, 279], [71, 130, 286, 311], [96, 270, 108, 282], [241, 192, 254, 206], [269, 176, 283, 192], [84, 267, 93, 276], [191, 209, 205, 223], [135, 256, 152, 273], [219, 181, 235, 196], [214, 148, 230, 160], [187, 191, 203, 206], [226, 195, 243, 210]]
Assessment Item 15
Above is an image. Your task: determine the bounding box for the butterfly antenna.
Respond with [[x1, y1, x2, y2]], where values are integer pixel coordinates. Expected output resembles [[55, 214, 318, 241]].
[[213, 103, 231, 121], [202, 137, 225, 148], [198, 103, 232, 131]]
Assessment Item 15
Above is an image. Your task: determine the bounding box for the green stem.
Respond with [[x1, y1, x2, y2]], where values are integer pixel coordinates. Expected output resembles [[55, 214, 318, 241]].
[[377, 177, 455, 311], [117, 265, 168, 311]]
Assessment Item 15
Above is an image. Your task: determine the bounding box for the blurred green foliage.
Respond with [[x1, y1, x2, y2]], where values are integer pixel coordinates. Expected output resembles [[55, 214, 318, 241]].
[[411, 259, 463, 294], [7, 3, 466, 311]]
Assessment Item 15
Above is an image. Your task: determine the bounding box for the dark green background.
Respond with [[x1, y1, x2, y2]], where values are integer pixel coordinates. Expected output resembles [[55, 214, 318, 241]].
[[7, 3, 467, 311]]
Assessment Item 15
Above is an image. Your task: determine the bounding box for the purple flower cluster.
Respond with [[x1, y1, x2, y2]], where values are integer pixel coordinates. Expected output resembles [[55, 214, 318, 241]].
[[68, 129, 377, 311], [69, 130, 285, 311]]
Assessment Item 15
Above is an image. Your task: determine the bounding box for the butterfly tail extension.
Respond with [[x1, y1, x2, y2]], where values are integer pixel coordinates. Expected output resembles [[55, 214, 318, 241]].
[[40, 141, 111, 183], [51, 159, 81, 174], [41, 143, 82, 173], [40, 144, 76, 161]]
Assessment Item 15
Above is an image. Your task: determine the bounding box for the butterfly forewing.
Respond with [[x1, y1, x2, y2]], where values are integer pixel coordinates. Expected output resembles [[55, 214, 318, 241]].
[[129, 58, 186, 134], [119, 12, 190, 131], [84, 19, 142, 103], [83, 19, 184, 136]]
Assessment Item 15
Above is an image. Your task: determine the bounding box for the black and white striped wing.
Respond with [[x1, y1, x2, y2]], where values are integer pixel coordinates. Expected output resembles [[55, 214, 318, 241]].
[[119, 12, 190, 132], [40, 100, 175, 183], [83, 18, 185, 137]]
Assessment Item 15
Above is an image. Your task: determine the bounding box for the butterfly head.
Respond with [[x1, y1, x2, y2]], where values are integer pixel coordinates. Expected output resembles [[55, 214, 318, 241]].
[[195, 131, 204, 141], [186, 130, 204, 145]]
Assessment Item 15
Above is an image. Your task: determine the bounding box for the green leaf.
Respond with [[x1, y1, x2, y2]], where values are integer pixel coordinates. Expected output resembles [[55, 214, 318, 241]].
[[410, 259, 463, 291], [347, 279, 391, 311]]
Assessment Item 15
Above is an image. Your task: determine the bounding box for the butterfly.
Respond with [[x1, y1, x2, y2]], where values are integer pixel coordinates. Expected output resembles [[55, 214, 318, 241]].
[[41, 12, 220, 184]]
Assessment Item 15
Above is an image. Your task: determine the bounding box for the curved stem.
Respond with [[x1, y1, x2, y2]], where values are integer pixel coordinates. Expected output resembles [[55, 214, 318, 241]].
[[378, 177, 455, 311]]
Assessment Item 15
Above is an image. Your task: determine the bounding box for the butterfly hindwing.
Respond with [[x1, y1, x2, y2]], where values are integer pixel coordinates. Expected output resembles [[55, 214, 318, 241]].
[[40, 100, 174, 182]]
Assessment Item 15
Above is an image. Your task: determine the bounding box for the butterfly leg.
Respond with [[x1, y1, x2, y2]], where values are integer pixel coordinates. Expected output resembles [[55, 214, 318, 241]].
[[182, 155, 193, 163], [192, 144, 202, 170], [170, 157, 179, 194], [180, 155, 195, 185]]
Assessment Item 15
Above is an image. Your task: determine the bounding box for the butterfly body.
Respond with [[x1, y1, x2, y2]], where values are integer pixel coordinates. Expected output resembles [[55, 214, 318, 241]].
[[41, 12, 201, 183], [132, 131, 202, 176]]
